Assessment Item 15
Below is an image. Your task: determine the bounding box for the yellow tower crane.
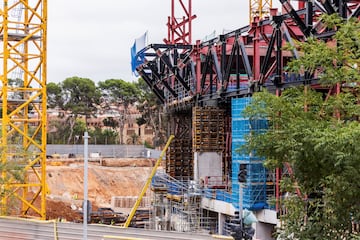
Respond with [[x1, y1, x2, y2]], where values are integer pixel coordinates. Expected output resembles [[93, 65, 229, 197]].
[[0, 0, 47, 219], [249, 0, 273, 23]]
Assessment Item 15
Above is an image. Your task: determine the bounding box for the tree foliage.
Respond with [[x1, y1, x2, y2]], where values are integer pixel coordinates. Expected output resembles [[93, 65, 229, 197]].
[[46, 76, 101, 144], [61, 76, 101, 117], [286, 14, 360, 86], [46, 76, 164, 146], [98, 79, 139, 107], [135, 78, 166, 147], [98, 79, 140, 144], [46, 82, 63, 109], [243, 15, 360, 239]]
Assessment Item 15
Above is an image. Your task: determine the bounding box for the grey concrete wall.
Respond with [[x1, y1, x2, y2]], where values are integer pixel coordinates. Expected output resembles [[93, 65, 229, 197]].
[[47, 144, 146, 158]]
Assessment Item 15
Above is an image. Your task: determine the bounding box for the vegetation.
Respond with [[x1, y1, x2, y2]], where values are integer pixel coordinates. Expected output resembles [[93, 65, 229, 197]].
[[46, 77, 163, 146], [98, 79, 140, 144], [47, 77, 101, 144], [0, 147, 26, 215], [243, 15, 360, 239], [135, 78, 167, 147]]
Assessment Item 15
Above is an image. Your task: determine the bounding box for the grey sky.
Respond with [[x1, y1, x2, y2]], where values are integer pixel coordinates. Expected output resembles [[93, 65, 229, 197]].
[[47, 1, 282, 84]]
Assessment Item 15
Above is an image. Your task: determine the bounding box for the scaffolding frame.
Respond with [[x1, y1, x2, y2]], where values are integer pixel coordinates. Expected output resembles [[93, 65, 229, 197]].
[[150, 171, 215, 233]]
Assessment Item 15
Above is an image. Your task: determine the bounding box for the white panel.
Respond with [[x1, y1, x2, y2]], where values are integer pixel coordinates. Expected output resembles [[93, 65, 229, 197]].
[[197, 152, 222, 180]]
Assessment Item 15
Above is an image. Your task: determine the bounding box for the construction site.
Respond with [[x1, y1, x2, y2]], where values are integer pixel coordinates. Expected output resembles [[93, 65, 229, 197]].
[[1, 0, 360, 239]]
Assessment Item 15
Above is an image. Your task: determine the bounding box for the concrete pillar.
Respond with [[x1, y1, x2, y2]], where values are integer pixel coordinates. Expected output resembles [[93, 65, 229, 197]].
[[194, 152, 199, 181], [218, 212, 226, 235]]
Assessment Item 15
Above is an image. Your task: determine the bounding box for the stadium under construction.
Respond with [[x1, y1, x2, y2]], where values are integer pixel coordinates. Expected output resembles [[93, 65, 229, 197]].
[[130, 0, 360, 239]]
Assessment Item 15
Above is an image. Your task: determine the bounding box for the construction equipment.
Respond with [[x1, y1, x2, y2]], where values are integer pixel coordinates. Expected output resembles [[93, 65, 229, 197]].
[[122, 135, 175, 228], [89, 207, 127, 225]]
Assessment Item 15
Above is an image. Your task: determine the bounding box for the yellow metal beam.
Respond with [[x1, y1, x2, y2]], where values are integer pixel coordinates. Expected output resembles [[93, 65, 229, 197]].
[[122, 135, 175, 228], [0, 0, 47, 219]]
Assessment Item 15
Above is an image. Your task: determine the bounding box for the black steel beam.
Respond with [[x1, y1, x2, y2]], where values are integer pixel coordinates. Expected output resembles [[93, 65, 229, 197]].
[[283, 23, 299, 59], [351, 5, 360, 18], [200, 48, 212, 90], [279, 0, 311, 37], [338, 0, 347, 19], [138, 68, 165, 104], [156, 50, 191, 92], [211, 47, 223, 83], [147, 64, 178, 98], [275, 23, 283, 87], [224, 38, 238, 83], [260, 24, 277, 83], [320, 0, 336, 14], [236, 41, 241, 90], [306, 0, 314, 30], [220, 35, 227, 84], [238, 39, 252, 79]]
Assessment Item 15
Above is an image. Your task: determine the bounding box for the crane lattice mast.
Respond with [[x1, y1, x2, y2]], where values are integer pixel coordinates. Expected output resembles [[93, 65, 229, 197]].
[[249, 0, 273, 22], [0, 0, 47, 219]]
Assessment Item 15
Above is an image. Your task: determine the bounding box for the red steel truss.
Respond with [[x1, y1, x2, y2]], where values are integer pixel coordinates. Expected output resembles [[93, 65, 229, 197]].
[[164, 0, 196, 44]]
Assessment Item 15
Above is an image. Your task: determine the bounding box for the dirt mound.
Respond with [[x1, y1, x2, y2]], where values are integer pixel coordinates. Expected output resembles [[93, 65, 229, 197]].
[[46, 199, 83, 222], [45, 161, 154, 206], [28, 158, 158, 221]]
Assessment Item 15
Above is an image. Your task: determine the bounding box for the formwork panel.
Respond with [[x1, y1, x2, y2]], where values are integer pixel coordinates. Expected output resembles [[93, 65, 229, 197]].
[[166, 138, 193, 179], [192, 107, 225, 152]]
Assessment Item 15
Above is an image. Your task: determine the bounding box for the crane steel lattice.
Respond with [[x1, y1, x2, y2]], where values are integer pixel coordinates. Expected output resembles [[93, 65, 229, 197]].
[[165, 0, 196, 44], [249, 0, 272, 22], [0, 0, 47, 219]]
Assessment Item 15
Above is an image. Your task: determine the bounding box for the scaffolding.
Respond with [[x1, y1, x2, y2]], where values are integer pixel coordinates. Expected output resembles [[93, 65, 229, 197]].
[[150, 171, 216, 233]]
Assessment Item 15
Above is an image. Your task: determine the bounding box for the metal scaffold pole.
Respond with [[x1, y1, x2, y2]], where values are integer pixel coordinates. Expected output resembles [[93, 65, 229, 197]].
[[83, 131, 89, 240]]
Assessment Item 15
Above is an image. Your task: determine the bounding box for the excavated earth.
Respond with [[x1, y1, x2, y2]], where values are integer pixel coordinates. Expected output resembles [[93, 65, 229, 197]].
[[38, 158, 157, 221]]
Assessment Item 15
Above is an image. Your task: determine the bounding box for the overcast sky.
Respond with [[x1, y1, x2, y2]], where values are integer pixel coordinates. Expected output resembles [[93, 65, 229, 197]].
[[47, 0, 282, 84]]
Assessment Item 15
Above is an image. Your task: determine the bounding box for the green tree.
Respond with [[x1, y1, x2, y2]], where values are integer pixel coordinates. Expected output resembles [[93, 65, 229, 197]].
[[88, 127, 118, 144], [135, 78, 166, 147], [47, 82, 63, 109], [243, 15, 360, 239], [47, 77, 101, 144], [98, 79, 139, 144], [0, 145, 26, 215]]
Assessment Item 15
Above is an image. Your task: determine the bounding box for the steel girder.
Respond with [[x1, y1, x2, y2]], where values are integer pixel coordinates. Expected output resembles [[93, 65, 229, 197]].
[[136, 1, 360, 106]]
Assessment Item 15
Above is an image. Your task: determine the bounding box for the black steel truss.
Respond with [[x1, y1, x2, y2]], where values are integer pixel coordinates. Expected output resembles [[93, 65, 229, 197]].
[[135, 1, 359, 106]]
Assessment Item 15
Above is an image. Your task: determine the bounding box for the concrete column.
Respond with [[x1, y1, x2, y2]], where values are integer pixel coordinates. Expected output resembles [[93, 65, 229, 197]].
[[218, 212, 226, 235], [194, 152, 199, 181]]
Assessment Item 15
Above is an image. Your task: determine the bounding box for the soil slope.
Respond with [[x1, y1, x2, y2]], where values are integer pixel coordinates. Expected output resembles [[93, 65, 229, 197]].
[[35, 158, 156, 221]]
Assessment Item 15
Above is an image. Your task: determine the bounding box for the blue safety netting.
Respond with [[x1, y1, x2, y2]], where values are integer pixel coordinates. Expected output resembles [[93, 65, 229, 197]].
[[231, 97, 268, 210]]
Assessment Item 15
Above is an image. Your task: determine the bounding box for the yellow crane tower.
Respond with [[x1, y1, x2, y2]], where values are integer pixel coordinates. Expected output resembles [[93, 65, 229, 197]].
[[249, 0, 273, 23], [0, 0, 47, 219]]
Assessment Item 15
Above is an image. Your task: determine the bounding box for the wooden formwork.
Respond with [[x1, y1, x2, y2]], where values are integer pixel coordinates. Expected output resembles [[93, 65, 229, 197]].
[[165, 107, 226, 180], [166, 138, 193, 179], [192, 107, 225, 152]]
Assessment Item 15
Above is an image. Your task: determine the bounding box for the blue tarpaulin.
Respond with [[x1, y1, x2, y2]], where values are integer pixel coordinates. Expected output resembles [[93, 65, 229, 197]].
[[130, 32, 147, 76]]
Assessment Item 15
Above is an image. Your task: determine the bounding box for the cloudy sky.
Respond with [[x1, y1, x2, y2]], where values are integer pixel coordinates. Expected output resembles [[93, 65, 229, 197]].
[[47, 0, 282, 84]]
